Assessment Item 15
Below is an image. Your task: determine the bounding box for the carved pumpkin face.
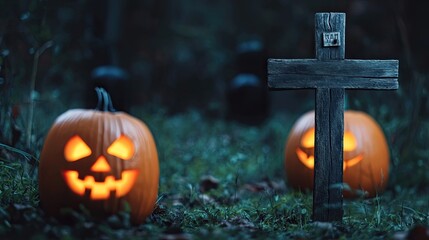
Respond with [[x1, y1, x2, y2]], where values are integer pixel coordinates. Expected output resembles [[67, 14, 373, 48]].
[[39, 109, 159, 224], [285, 110, 389, 198], [62, 134, 138, 200], [296, 128, 363, 171]]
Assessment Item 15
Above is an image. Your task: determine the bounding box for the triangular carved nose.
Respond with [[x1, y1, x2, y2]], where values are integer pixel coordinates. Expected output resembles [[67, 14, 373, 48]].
[[91, 156, 111, 172]]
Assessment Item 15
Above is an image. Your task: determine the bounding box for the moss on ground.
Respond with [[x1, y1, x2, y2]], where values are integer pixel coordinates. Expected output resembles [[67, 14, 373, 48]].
[[0, 108, 428, 239]]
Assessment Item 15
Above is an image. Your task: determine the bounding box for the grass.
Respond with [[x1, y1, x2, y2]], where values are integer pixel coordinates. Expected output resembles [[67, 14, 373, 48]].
[[0, 106, 429, 239]]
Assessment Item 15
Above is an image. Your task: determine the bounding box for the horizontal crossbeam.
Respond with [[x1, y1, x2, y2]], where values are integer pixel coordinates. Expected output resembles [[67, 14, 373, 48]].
[[268, 59, 398, 90]]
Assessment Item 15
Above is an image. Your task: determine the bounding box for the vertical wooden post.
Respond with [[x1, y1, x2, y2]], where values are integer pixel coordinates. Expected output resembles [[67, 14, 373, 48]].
[[313, 12, 345, 222]]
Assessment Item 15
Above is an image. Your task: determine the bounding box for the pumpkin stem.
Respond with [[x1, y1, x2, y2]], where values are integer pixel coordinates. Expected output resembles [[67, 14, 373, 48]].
[[95, 87, 116, 112]]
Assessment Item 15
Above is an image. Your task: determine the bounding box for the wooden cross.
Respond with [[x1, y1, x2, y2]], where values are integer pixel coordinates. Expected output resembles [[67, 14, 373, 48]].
[[268, 12, 398, 221]]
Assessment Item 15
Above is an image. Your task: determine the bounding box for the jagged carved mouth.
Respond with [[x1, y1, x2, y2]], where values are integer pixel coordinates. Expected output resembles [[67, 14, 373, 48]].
[[296, 148, 363, 171], [63, 170, 138, 200]]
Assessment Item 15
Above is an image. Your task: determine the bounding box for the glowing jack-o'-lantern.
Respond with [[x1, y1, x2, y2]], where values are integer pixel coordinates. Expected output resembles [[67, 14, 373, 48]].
[[285, 110, 389, 198], [62, 135, 138, 200], [39, 88, 159, 224]]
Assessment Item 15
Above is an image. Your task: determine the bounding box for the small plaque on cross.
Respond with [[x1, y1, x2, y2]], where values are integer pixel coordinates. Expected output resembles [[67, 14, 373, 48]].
[[323, 32, 340, 47], [268, 12, 398, 222]]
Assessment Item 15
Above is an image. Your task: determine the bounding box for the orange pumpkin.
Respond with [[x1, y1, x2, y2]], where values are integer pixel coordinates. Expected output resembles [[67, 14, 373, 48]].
[[39, 88, 159, 224], [285, 110, 389, 198]]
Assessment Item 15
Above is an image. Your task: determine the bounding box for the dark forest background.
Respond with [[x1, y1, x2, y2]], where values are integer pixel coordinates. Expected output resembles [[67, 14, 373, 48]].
[[1, 0, 429, 169], [2, 0, 427, 110]]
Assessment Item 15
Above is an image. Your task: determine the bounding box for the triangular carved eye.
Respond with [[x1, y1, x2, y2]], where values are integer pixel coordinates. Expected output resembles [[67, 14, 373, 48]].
[[343, 131, 357, 151], [301, 128, 315, 148], [107, 135, 135, 160], [64, 135, 92, 162]]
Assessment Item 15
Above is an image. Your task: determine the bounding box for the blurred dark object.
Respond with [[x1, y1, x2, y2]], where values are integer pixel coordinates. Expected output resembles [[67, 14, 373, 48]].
[[0, 53, 21, 146], [199, 175, 220, 193], [403, 1, 429, 72], [407, 225, 429, 240], [84, 0, 130, 112], [226, 40, 269, 125], [11, 105, 22, 146], [227, 74, 268, 124], [87, 66, 129, 111], [236, 40, 267, 78]]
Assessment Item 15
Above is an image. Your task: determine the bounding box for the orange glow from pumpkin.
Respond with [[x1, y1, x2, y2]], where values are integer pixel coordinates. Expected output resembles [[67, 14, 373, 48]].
[[343, 155, 363, 170], [90, 156, 112, 172], [63, 170, 138, 200], [107, 135, 135, 160], [343, 132, 357, 151], [296, 148, 315, 169], [64, 135, 92, 161], [296, 128, 363, 170], [300, 129, 315, 148]]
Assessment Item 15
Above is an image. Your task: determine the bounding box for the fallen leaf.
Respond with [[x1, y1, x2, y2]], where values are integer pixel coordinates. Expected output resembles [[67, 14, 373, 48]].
[[392, 225, 429, 240], [407, 225, 429, 240], [221, 216, 256, 230], [199, 175, 220, 193], [198, 194, 217, 205], [243, 177, 285, 192], [160, 227, 192, 240], [7, 203, 35, 224]]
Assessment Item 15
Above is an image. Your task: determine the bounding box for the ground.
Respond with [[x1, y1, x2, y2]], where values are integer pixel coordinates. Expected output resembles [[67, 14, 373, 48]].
[[0, 107, 428, 239]]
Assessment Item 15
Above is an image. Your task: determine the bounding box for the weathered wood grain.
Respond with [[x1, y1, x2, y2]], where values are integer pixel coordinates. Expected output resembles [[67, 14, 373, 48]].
[[315, 12, 345, 60], [268, 74, 398, 89], [314, 88, 330, 222], [313, 89, 345, 222], [268, 59, 399, 77], [328, 88, 344, 221]]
